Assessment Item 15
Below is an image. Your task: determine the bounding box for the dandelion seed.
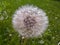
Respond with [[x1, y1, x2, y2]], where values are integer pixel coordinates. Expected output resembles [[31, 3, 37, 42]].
[[22, 36, 25, 39], [9, 34, 12, 37], [12, 5, 49, 38], [38, 40, 44, 44]]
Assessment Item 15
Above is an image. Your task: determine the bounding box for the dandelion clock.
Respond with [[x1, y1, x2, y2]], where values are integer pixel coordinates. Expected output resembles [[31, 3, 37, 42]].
[[12, 5, 49, 38]]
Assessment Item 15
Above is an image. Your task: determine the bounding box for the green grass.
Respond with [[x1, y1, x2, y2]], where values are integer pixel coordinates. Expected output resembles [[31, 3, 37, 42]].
[[0, 0, 60, 45]]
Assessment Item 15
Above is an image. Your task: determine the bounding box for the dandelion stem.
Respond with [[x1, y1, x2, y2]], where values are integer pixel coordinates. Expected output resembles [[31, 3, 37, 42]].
[[23, 38, 28, 45]]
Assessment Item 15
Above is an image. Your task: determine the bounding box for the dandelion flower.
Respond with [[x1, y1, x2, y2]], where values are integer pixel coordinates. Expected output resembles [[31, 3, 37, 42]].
[[12, 5, 49, 38]]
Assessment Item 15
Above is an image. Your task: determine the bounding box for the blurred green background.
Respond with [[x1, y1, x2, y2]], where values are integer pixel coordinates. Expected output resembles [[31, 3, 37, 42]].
[[0, 0, 60, 45]]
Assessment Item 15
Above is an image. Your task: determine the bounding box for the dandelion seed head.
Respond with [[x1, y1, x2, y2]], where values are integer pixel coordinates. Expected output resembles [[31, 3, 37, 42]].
[[12, 5, 49, 38]]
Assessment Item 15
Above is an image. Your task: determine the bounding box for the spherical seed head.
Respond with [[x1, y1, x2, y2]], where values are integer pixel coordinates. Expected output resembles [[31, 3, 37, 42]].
[[12, 5, 49, 38]]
